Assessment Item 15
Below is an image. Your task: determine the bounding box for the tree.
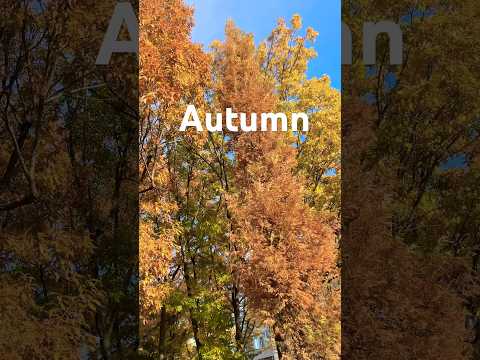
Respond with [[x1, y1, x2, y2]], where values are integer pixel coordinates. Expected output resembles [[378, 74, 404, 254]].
[[139, 3, 340, 359], [1, 1, 139, 358], [342, 0, 480, 358], [213, 18, 340, 360]]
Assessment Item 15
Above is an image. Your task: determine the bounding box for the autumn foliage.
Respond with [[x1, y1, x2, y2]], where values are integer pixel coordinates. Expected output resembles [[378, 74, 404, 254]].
[[342, 0, 480, 358], [140, 0, 340, 359], [1, 1, 138, 358]]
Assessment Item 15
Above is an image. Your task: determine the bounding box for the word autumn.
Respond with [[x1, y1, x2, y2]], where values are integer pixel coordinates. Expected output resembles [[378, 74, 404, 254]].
[[96, 3, 403, 65], [180, 105, 309, 132]]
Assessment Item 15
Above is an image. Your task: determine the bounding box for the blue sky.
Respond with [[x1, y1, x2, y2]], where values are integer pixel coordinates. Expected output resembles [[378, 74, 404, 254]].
[[186, 0, 340, 89]]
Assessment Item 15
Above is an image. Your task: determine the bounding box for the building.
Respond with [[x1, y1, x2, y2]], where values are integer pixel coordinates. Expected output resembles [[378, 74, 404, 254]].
[[251, 327, 279, 360]]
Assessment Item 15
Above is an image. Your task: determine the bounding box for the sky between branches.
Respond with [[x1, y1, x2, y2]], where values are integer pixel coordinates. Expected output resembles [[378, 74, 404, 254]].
[[187, 0, 341, 89]]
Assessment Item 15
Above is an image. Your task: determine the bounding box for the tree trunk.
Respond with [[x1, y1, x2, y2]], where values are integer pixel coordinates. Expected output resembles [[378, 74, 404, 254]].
[[158, 305, 168, 357]]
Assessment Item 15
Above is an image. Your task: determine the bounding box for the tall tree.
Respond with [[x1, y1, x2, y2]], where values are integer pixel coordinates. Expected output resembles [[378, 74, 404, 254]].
[[342, 0, 480, 358], [1, 1, 139, 358], [140, 3, 340, 359]]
